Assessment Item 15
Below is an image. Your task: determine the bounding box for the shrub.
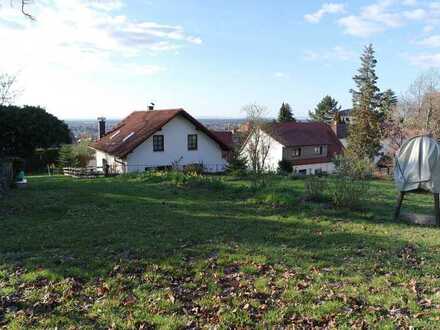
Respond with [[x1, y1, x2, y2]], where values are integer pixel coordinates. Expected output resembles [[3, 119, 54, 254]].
[[226, 149, 248, 175], [328, 177, 370, 210], [58, 141, 94, 168], [278, 160, 293, 174], [333, 154, 373, 180], [304, 176, 327, 202], [183, 163, 204, 175]]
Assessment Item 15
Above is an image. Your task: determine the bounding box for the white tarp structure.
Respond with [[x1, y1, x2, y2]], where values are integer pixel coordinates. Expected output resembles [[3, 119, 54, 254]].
[[394, 136, 440, 193]]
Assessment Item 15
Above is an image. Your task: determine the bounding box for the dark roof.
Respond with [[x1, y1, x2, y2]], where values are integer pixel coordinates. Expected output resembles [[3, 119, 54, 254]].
[[265, 122, 343, 147], [211, 131, 233, 149], [91, 109, 230, 158], [263, 121, 344, 164], [339, 109, 353, 116]]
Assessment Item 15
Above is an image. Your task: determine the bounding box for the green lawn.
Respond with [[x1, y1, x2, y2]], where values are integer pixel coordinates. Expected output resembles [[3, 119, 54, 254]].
[[1, 174, 440, 329]]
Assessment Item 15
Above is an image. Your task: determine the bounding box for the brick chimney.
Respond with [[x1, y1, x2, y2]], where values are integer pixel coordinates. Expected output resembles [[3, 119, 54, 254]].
[[97, 117, 106, 139]]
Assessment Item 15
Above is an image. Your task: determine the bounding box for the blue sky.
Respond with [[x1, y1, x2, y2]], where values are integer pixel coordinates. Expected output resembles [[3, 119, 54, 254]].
[[0, 0, 438, 119]]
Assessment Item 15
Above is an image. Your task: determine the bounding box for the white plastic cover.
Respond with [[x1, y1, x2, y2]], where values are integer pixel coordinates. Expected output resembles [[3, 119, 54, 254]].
[[394, 136, 440, 193]]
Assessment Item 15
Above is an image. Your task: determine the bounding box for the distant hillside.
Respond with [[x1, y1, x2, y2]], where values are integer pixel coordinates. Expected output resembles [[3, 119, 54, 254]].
[[65, 118, 247, 140]]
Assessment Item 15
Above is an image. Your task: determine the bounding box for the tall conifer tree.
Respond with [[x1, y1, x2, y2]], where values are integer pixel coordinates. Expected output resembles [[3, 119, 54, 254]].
[[347, 44, 382, 160]]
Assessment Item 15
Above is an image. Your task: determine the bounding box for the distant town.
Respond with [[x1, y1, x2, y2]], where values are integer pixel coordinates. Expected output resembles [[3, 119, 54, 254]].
[[65, 118, 248, 140]]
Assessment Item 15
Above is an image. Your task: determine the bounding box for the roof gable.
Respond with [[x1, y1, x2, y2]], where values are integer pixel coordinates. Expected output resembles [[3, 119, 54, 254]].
[[91, 109, 230, 158]]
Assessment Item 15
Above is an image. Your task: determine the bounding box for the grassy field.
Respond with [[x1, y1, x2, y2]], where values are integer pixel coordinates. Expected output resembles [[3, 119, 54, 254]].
[[1, 174, 440, 329]]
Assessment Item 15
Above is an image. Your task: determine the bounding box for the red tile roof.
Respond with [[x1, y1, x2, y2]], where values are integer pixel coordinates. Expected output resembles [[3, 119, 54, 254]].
[[211, 131, 233, 149], [91, 109, 230, 158], [265, 122, 342, 147]]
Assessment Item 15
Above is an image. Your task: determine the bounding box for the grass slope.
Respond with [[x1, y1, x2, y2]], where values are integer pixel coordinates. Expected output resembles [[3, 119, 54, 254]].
[[1, 175, 440, 329]]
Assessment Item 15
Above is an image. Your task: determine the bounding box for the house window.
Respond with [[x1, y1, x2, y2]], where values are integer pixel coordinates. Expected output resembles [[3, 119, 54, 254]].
[[153, 135, 164, 152], [292, 148, 301, 157], [314, 146, 323, 155], [188, 134, 198, 151]]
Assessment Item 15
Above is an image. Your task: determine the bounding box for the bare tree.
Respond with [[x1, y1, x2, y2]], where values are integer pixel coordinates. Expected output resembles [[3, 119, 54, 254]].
[[0, 0, 35, 20], [400, 69, 440, 138], [0, 73, 21, 105], [241, 103, 273, 174]]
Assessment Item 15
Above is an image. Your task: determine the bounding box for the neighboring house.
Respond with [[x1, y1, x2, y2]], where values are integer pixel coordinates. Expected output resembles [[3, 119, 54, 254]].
[[90, 108, 231, 173], [211, 131, 234, 160], [241, 122, 344, 175], [339, 108, 353, 123]]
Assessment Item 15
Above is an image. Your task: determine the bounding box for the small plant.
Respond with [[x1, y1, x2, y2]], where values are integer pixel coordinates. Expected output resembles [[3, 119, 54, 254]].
[[304, 176, 328, 202], [277, 160, 293, 174], [226, 149, 248, 176], [333, 154, 373, 180], [328, 177, 370, 210], [183, 163, 204, 175]]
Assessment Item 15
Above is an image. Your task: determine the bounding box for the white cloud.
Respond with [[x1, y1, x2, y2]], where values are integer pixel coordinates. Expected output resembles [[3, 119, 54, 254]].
[[273, 72, 288, 78], [0, 0, 201, 118], [424, 25, 435, 33], [337, 0, 433, 37], [403, 8, 426, 20], [338, 15, 384, 37], [304, 3, 345, 23], [304, 46, 356, 61], [418, 35, 440, 47], [408, 52, 440, 67], [402, 0, 418, 6]]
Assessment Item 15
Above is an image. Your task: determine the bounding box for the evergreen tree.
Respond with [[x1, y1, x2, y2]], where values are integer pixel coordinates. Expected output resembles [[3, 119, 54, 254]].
[[277, 102, 296, 122], [309, 95, 341, 123], [347, 44, 382, 160], [378, 89, 398, 122]]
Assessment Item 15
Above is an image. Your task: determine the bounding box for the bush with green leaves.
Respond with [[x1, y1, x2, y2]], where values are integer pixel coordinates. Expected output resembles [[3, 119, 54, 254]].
[[333, 154, 374, 180], [58, 141, 94, 168], [226, 149, 248, 176], [304, 176, 328, 202], [278, 160, 293, 174], [183, 163, 204, 175], [327, 177, 370, 210]]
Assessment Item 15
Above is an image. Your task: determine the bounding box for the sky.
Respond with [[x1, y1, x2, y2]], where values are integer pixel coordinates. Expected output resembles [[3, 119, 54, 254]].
[[0, 0, 439, 119]]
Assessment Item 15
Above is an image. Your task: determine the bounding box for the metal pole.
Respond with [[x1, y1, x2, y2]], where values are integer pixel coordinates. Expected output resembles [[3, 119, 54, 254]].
[[394, 192, 406, 222]]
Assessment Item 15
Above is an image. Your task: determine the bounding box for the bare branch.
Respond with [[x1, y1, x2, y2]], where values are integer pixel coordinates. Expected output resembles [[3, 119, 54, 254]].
[[0, 73, 22, 106], [21, 0, 35, 20]]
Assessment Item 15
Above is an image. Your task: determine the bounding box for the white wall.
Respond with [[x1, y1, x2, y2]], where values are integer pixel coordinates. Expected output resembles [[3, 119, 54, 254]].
[[293, 162, 336, 175], [240, 129, 283, 172], [126, 115, 227, 172], [95, 150, 126, 173]]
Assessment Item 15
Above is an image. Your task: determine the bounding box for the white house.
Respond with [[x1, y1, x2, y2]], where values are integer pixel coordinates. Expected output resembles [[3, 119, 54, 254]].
[[241, 122, 344, 175], [90, 108, 230, 173]]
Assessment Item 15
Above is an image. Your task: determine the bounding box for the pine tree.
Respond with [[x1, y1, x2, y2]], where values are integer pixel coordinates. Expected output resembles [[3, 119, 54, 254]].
[[309, 95, 341, 123], [347, 44, 382, 160], [277, 102, 296, 122], [378, 89, 398, 122]]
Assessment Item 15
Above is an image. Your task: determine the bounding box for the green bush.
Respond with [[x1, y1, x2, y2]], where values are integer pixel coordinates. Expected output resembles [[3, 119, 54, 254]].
[[277, 160, 293, 174], [333, 154, 373, 180], [226, 149, 248, 174], [59, 141, 94, 168], [121, 170, 225, 190], [328, 177, 370, 210], [304, 176, 328, 202], [183, 163, 204, 175]]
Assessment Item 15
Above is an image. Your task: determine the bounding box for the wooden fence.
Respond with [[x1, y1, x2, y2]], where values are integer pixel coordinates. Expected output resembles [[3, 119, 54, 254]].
[[63, 167, 105, 179]]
